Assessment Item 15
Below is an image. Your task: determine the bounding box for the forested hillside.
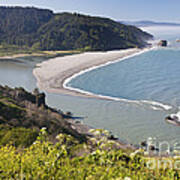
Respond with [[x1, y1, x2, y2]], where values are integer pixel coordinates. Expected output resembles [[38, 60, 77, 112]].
[[0, 7, 53, 47], [0, 7, 153, 51]]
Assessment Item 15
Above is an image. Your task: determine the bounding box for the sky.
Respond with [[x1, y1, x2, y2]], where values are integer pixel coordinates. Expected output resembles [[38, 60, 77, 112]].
[[0, 0, 180, 22]]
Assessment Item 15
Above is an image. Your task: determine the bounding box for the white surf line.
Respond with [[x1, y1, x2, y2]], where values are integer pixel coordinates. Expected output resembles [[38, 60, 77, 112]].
[[64, 83, 173, 111], [140, 100, 172, 111], [63, 46, 173, 111]]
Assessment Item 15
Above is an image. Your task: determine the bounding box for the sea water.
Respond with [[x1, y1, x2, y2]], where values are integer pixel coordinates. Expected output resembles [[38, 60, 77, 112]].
[[1, 26, 180, 146], [66, 48, 180, 107]]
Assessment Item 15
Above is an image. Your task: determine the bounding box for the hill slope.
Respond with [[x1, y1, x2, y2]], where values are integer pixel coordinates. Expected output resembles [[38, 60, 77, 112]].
[[0, 7, 153, 51], [0, 87, 178, 179], [0, 85, 86, 146], [0, 7, 53, 47]]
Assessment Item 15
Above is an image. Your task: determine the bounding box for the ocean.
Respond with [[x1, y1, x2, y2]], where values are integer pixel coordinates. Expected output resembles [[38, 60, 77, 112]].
[[65, 26, 180, 144], [1, 26, 180, 146], [66, 48, 180, 109]]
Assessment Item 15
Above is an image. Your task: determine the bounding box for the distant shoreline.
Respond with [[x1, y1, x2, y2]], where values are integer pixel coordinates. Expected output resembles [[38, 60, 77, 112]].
[[0, 50, 80, 60], [33, 48, 153, 100], [0, 53, 41, 59]]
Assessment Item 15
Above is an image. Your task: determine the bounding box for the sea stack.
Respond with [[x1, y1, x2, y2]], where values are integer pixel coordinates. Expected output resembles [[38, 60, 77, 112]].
[[158, 40, 168, 47]]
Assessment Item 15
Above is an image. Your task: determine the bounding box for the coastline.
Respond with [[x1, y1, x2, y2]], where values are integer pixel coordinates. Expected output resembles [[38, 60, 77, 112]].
[[33, 46, 173, 111], [33, 48, 151, 99], [33, 48, 153, 149], [0, 46, 175, 148], [0, 53, 43, 59]]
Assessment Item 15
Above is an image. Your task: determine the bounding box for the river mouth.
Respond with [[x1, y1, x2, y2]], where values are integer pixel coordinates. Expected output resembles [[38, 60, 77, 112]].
[[1, 26, 180, 146], [0, 50, 177, 146]]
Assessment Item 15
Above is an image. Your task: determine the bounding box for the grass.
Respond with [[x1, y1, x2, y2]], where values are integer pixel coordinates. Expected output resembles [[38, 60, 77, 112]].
[[0, 44, 81, 58]]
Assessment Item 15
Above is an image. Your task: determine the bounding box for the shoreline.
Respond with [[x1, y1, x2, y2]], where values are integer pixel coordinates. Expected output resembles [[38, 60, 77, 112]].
[[0, 53, 43, 59], [0, 50, 80, 60], [33, 48, 151, 149], [33, 46, 173, 111], [33, 48, 151, 99], [63, 48, 154, 101]]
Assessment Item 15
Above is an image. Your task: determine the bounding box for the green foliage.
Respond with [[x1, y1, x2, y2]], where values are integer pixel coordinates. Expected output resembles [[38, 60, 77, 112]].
[[0, 101, 25, 121], [0, 7, 153, 52], [0, 129, 179, 179], [0, 44, 35, 56], [0, 85, 86, 142], [36, 13, 152, 51], [0, 7, 53, 47], [0, 125, 38, 147]]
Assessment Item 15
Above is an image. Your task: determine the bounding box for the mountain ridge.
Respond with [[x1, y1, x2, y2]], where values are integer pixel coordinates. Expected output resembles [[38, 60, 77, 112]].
[[0, 6, 153, 51]]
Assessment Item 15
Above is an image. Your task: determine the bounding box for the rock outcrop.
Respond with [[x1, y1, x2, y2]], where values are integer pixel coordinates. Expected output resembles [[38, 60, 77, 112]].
[[0, 86, 46, 107], [158, 40, 167, 47]]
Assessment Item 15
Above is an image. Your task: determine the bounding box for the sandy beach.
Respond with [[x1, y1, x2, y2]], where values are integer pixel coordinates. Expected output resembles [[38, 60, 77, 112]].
[[33, 48, 149, 99]]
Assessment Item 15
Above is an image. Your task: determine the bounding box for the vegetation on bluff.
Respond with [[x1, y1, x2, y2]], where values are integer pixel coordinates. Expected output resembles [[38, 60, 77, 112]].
[[0, 85, 86, 147], [0, 7, 153, 52], [0, 86, 180, 179], [0, 128, 180, 179]]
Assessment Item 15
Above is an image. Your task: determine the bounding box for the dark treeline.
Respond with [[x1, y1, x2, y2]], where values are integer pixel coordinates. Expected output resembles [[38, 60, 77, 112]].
[[0, 6, 153, 51]]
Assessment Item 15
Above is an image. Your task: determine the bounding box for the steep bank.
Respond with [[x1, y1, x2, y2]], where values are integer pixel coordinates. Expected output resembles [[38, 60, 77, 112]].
[[0, 85, 134, 149], [0, 85, 86, 144]]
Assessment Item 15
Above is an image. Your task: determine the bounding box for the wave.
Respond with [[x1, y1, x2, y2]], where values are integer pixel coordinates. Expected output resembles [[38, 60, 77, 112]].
[[140, 100, 172, 111], [63, 46, 173, 111], [64, 83, 173, 111]]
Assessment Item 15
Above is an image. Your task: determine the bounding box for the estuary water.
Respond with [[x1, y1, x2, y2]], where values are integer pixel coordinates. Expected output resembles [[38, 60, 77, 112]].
[[1, 26, 180, 145]]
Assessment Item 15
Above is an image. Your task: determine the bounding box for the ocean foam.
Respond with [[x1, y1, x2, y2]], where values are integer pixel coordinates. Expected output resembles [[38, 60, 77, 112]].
[[140, 100, 172, 111], [171, 111, 180, 119]]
